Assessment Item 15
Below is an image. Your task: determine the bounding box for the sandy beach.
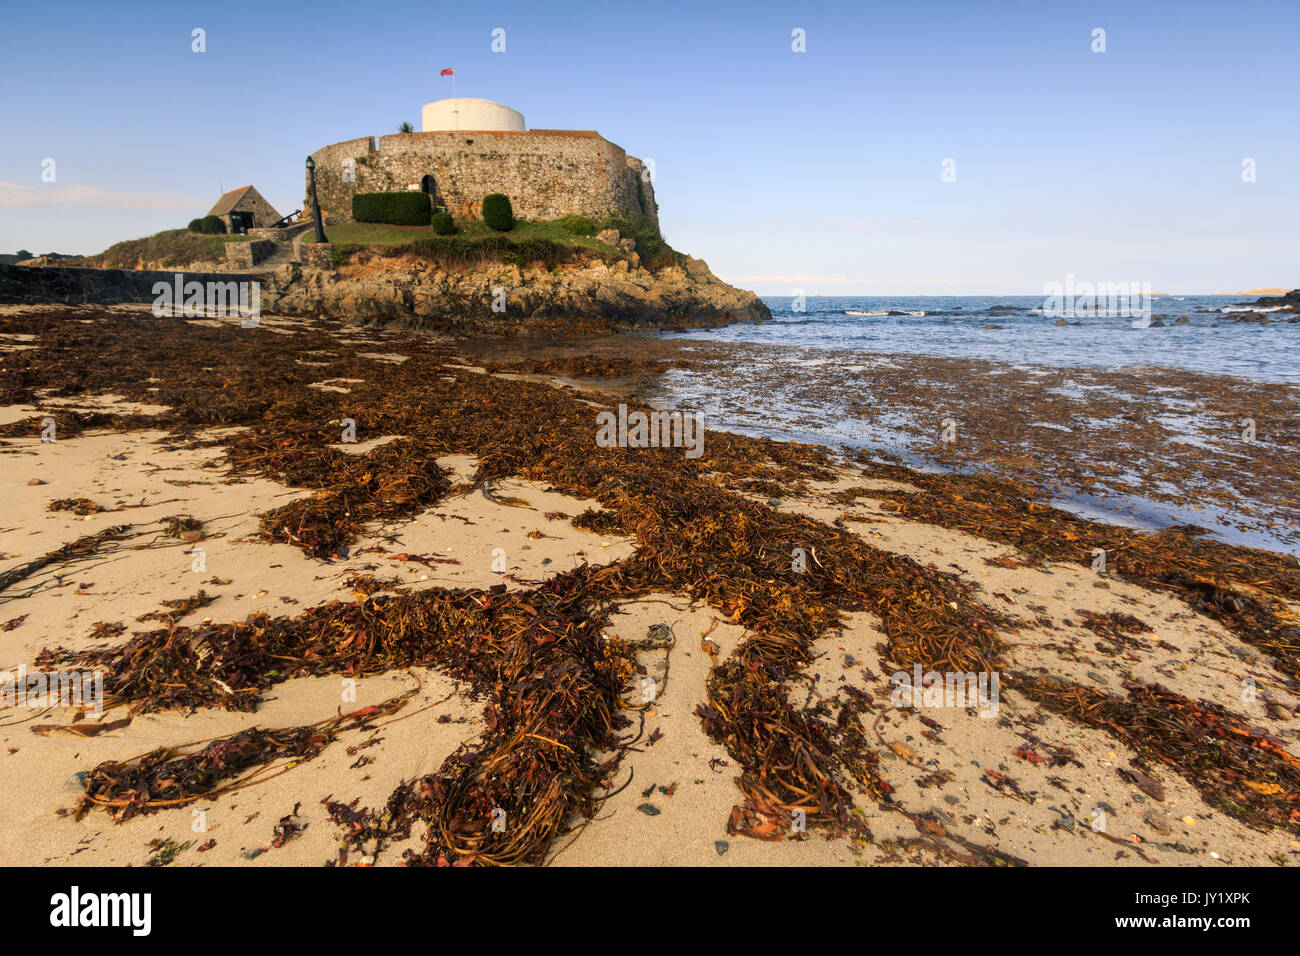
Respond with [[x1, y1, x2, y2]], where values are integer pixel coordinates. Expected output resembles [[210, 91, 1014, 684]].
[[2, 304, 1298, 868]]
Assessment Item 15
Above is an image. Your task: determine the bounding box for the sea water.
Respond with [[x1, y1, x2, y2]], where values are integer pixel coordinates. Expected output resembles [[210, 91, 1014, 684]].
[[664, 295, 1298, 385], [648, 295, 1298, 552]]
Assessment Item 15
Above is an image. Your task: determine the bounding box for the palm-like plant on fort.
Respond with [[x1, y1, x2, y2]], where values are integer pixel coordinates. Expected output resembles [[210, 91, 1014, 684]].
[[398, 122, 414, 133]]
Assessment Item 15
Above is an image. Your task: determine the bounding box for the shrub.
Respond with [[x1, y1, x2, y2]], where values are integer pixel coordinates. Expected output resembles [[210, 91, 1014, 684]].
[[380, 236, 577, 272], [198, 215, 226, 234], [557, 214, 595, 236], [187, 218, 204, 233], [482, 193, 514, 231], [599, 215, 632, 235], [352, 192, 431, 226], [631, 219, 669, 263], [596, 214, 673, 264], [430, 211, 456, 235]]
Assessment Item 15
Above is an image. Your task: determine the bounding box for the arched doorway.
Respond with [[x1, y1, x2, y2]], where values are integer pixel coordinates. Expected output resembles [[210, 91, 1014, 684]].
[[420, 174, 442, 213]]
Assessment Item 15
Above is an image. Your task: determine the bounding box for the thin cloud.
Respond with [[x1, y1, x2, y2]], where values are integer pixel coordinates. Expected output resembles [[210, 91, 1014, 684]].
[[908, 278, 1021, 287], [729, 276, 1021, 287], [819, 218, 926, 231], [727, 273, 872, 284], [721, 274, 1031, 294], [0, 182, 205, 212]]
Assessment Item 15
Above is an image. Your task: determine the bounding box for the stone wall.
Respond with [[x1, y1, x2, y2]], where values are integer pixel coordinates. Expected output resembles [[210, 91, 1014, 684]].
[[306, 130, 657, 227], [0, 264, 267, 305], [297, 243, 334, 271], [224, 239, 274, 268], [250, 222, 313, 241]]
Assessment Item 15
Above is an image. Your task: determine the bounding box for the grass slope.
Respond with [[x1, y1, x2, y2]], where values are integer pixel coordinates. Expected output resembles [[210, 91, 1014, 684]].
[[68, 229, 253, 270]]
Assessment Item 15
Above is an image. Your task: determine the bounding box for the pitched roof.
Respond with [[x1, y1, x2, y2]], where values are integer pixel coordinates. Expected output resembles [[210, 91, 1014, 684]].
[[207, 186, 254, 217]]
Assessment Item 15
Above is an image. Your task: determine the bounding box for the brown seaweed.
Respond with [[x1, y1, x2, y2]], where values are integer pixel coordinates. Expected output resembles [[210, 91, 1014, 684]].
[[5, 306, 1298, 865]]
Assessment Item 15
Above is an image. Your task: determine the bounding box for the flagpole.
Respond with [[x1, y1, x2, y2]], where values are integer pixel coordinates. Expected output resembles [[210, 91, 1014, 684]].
[[452, 68, 457, 130]]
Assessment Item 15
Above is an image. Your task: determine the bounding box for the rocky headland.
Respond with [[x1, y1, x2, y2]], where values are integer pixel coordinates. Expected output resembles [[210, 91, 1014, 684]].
[[264, 248, 768, 331], [0, 234, 770, 333]]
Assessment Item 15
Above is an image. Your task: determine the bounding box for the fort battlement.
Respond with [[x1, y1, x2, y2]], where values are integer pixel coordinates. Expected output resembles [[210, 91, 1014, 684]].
[[306, 115, 657, 226]]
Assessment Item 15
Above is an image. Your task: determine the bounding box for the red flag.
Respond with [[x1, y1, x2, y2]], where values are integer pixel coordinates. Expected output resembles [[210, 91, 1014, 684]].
[[440, 68, 454, 77]]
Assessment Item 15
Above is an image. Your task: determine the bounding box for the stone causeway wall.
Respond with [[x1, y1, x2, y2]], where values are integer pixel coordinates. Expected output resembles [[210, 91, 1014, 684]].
[[224, 239, 275, 268], [296, 242, 334, 270], [306, 130, 658, 226], [0, 264, 267, 305]]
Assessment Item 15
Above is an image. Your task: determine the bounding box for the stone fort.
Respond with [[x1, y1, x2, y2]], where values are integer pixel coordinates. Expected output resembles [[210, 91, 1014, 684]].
[[306, 98, 657, 226]]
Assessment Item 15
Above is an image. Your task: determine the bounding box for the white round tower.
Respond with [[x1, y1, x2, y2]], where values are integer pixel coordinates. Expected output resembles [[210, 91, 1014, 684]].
[[421, 98, 525, 132]]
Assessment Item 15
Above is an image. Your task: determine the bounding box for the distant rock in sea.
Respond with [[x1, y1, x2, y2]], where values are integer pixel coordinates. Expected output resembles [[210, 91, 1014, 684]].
[[1250, 288, 1300, 311]]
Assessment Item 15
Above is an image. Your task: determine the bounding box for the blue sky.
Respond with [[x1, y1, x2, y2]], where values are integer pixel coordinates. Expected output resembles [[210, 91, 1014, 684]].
[[1, 0, 1295, 293]]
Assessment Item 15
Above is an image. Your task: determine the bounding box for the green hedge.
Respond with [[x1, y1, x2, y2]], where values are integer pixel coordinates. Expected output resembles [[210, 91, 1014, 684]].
[[187, 218, 204, 233], [352, 192, 431, 226], [482, 193, 514, 231], [199, 215, 226, 235], [379, 236, 581, 271], [430, 211, 456, 235]]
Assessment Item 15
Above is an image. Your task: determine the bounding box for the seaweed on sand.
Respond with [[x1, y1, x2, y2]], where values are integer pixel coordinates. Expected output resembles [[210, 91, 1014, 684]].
[[47, 497, 105, 515], [58, 574, 641, 865], [853, 465, 1300, 681], [5, 308, 1299, 863], [1018, 676, 1300, 832], [73, 689, 416, 822], [487, 356, 684, 377], [246, 436, 454, 559], [0, 525, 135, 598]]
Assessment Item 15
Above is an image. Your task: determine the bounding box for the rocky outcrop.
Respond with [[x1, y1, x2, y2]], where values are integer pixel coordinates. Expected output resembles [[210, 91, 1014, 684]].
[[1250, 289, 1300, 311], [1, 249, 771, 333], [264, 251, 769, 331]]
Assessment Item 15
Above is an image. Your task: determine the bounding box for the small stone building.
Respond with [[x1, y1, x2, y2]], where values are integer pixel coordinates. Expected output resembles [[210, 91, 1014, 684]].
[[206, 185, 282, 233]]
